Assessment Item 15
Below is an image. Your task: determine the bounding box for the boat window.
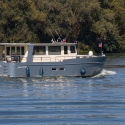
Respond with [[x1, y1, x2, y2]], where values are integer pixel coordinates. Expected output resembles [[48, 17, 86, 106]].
[[11, 47, 15, 55], [52, 68, 57, 70], [21, 47, 24, 55], [64, 46, 68, 54], [6, 47, 10, 55], [70, 46, 76, 53], [17, 47, 20, 55], [6, 46, 24, 56], [33, 46, 46, 55], [60, 67, 65, 70], [48, 46, 61, 55]]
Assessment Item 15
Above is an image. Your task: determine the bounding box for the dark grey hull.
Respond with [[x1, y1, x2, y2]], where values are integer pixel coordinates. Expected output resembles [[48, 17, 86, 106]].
[[0, 56, 106, 77]]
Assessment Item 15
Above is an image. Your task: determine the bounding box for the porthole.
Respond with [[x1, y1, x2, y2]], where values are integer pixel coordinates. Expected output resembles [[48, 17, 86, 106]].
[[52, 68, 57, 70], [60, 67, 65, 70]]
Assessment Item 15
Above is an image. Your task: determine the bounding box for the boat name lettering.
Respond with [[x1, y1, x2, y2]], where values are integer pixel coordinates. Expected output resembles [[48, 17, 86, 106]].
[[18, 66, 27, 68]]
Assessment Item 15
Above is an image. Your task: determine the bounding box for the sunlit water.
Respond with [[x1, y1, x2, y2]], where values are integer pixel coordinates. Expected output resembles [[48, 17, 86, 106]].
[[0, 54, 125, 125]]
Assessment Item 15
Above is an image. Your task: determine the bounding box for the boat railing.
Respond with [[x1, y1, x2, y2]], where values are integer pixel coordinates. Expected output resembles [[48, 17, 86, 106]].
[[32, 57, 51, 62], [55, 56, 77, 62], [1, 55, 98, 63], [32, 56, 85, 62], [5, 56, 27, 62]]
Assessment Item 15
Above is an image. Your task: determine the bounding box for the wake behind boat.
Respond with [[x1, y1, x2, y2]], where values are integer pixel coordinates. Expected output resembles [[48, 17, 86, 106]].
[[0, 41, 106, 77]]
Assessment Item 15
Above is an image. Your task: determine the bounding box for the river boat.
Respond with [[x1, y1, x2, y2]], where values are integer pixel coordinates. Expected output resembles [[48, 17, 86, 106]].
[[0, 41, 106, 77]]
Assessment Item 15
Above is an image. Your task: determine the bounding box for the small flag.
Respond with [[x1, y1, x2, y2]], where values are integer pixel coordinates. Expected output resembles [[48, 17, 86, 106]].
[[62, 38, 66, 42], [98, 42, 102, 48]]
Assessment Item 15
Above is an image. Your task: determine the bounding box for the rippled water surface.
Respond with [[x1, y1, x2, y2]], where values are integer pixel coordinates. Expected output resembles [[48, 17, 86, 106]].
[[0, 54, 125, 125]]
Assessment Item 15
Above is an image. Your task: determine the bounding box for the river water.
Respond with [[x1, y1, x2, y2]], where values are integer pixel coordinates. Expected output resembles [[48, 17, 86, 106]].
[[0, 54, 125, 125]]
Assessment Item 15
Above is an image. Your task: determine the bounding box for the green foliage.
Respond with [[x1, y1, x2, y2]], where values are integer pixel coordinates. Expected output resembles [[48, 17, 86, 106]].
[[0, 0, 125, 52], [0, 0, 46, 43], [77, 42, 89, 54]]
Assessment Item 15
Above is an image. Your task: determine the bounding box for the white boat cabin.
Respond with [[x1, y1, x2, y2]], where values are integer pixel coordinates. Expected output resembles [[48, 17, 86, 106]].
[[0, 42, 79, 62]]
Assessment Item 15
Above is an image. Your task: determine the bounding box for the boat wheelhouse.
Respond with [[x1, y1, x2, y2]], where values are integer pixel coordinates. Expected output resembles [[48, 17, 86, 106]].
[[0, 42, 106, 77]]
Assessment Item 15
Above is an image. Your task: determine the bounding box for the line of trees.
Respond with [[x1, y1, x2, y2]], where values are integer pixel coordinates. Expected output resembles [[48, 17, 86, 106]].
[[0, 0, 125, 53]]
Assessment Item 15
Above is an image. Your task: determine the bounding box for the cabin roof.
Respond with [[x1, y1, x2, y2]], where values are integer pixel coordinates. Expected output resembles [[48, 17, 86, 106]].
[[0, 42, 77, 46]]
